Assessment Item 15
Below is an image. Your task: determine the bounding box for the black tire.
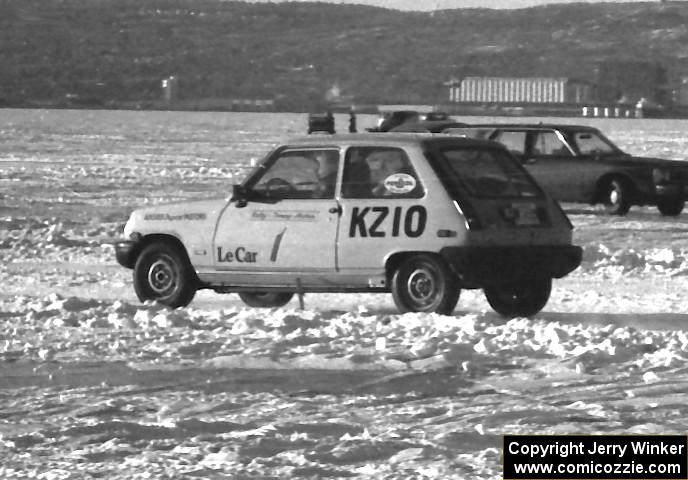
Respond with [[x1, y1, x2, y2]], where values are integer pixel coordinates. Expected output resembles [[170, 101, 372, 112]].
[[133, 241, 197, 308], [238, 292, 294, 308], [603, 178, 632, 215], [391, 254, 460, 315], [484, 277, 552, 318], [657, 197, 684, 216]]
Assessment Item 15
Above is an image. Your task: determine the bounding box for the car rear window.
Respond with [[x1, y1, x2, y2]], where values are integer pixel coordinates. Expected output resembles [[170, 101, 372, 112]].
[[437, 147, 541, 198]]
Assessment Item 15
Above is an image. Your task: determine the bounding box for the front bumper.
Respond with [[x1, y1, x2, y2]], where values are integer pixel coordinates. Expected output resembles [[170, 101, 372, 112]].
[[440, 245, 583, 288], [655, 183, 688, 198], [114, 240, 139, 269]]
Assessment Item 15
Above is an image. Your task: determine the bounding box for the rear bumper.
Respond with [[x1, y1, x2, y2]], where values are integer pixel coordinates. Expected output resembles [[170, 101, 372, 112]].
[[114, 240, 139, 269], [440, 245, 582, 287]]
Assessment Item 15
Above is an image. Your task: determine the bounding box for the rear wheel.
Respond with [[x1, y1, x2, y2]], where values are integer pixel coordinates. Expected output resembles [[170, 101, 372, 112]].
[[238, 292, 294, 308], [391, 254, 460, 315], [602, 178, 632, 215], [134, 242, 197, 308], [484, 277, 552, 318], [657, 197, 684, 216]]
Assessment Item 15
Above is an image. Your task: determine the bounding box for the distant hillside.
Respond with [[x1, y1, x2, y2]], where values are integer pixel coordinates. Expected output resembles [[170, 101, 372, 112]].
[[241, 0, 664, 11], [1, 0, 688, 110]]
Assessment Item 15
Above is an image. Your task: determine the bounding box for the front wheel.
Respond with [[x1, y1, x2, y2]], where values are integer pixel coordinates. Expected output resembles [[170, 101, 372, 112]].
[[134, 242, 197, 308], [603, 178, 632, 215], [391, 254, 460, 315], [657, 197, 684, 216], [238, 292, 294, 308], [484, 277, 552, 318]]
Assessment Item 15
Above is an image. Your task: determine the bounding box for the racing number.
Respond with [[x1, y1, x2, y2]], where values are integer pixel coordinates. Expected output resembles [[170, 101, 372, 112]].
[[349, 205, 427, 238]]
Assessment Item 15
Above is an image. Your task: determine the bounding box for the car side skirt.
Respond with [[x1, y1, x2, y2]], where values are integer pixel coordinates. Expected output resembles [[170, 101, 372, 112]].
[[196, 269, 389, 293]]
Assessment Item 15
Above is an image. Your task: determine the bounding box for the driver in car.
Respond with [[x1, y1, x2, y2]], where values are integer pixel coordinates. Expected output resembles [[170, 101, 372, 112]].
[[312, 151, 339, 198]]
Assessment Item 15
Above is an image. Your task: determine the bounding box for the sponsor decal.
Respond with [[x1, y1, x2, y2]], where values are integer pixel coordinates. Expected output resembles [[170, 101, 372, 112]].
[[383, 173, 417, 194], [216, 246, 258, 263], [270, 227, 287, 262], [144, 213, 206, 221], [348, 205, 427, 238], [251, 210, 318, 222]]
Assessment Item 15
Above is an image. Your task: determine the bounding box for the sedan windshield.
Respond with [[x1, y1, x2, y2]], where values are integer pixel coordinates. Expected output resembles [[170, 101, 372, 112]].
[[438, 147, 541, 198]]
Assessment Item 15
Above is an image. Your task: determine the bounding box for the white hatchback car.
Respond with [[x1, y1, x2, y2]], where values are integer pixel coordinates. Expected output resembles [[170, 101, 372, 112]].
[[115, 134, 582, 317]]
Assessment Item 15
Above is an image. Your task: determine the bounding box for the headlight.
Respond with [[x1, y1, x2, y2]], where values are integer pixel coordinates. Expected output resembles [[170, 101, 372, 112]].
[[652, 168, 671, 184]]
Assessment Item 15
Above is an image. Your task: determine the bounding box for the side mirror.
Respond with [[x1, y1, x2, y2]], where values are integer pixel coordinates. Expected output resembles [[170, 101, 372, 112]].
[[232, 184, 248, 208]]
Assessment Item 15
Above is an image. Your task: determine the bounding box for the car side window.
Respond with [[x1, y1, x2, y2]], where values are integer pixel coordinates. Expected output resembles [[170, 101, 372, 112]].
[[532, 131, 572, 156], [573, 132, 615, 155], [251, 149, 339, 200], [492, 130, 527, 156], [342, 147, 423, 199]]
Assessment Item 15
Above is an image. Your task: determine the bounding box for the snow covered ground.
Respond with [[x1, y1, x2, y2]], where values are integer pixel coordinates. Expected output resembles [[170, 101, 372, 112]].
[[1, 109, 688, 479]]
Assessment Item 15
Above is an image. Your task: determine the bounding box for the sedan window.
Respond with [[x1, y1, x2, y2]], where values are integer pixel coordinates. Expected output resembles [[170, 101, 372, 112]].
[[531, 131, 572, 156], [440, 147, 541, 198], [491, 130, 527, 155], [570, 131, 617, 155]]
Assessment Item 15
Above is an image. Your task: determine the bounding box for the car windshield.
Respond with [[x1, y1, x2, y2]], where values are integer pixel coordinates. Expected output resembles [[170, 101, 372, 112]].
[[438, 147, 541, 198], [566, 129, 621, 156]]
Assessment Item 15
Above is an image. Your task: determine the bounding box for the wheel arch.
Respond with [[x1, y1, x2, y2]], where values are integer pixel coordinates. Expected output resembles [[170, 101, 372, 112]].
[[134, 233, 195, 273], [385, 250, 453, 282]]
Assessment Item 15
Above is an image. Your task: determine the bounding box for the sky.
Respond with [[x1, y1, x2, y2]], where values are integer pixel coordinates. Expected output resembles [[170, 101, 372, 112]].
[[244, 0, 672, 10]]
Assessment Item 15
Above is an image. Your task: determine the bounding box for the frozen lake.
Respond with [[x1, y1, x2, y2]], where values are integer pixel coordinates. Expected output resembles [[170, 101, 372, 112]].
[[1, 108, 688, 479]]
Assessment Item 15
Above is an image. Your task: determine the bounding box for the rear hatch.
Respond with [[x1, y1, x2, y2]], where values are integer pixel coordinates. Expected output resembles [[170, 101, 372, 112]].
[[424, 140, 573, 245]]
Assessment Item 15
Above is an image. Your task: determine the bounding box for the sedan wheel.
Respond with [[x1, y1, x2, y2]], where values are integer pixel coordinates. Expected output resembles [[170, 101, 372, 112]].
[[603, 178, 631, 215], [657, 197, 684, 216], [484, 277, 551, 318]]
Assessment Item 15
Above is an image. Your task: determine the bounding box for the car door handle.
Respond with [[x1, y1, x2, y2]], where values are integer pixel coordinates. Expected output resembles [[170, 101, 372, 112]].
[[329, 205, 342, 215]]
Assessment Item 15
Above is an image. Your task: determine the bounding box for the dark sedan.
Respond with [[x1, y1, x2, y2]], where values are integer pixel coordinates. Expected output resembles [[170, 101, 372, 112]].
[[389, 120, 469, 133], [444, 124, 688, 215]]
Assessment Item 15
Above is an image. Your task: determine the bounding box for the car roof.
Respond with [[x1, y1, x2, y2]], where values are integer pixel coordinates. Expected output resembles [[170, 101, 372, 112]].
[[467, 123, 600, 131], [284, 132, 505, 149], [383, 110, 420, 116]]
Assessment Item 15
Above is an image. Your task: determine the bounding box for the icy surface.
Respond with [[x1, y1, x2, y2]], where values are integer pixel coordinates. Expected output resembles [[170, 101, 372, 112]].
[[2, 110, 688, 479]]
